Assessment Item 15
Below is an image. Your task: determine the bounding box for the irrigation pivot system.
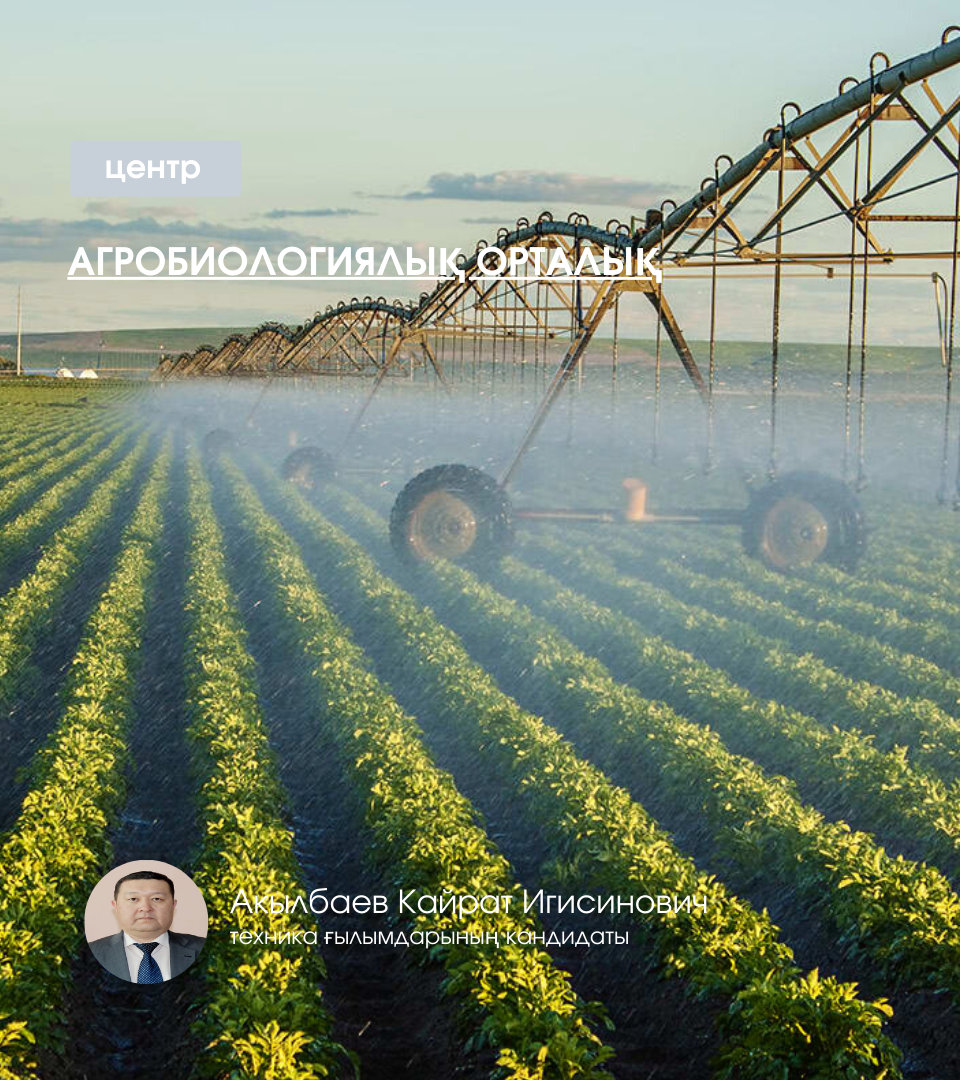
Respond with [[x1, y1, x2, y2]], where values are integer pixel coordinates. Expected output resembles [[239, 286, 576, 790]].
[[165, 27, 960, 573], [157, 300, 421, 380]]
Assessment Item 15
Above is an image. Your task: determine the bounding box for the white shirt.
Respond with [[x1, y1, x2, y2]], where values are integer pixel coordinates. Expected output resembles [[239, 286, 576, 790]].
[[122, 930, 172, 982]]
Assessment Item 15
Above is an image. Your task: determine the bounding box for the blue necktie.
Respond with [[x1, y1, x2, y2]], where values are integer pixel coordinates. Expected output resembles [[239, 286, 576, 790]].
[[134, 941, 163, 983]]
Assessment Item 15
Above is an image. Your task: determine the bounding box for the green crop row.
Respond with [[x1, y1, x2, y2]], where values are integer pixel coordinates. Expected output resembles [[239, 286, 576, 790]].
[[245, 462, 902, 1080], [530, 552, 960, 852], [867, 550, 960, 608], [0, 432, 152, 709], [0, 406, 77, 444], [0, 428, 135, 580], [867, 502, 960, 559], [865, 504, 958, 558], [854, 561, 960, 628], [483, 551, 960, 872], [0, 408, 49, 433], [804, 561, 960, 637], [0, 419, 124, 524], [0, 426, 84, 485], [595, 492, 959, 656], [0, 383, 136, 407], [546, 494, 959, 660], [0, 442, 170, 1078], [515, 533, 960, 791], [0, 414, 99, 476], [313, 483, 960, 1004], [334, 481, 958, 794], [0, 406, 110, 465], [219, 457, 617, 1080], [648, 544, 959, 677], [589, 533, 960, 720], [182, 449, 351, 1079], [341, 480, 960, 793]]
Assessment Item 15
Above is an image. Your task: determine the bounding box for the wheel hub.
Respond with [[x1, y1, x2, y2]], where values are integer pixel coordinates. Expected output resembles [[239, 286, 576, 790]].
[[408, 490, 478, 559], [761, 496, 829, 568]]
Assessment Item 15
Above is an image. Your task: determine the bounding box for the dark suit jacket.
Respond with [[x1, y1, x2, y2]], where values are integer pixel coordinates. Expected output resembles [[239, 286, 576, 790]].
[[89, 930, 206, 982]]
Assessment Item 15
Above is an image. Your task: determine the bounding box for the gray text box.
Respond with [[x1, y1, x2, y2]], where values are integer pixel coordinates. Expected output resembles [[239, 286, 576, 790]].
[[71, 141, 241, 196]]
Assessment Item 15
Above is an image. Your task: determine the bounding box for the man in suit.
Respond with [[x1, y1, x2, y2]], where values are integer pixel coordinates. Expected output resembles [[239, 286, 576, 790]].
[[88, 870, 206, 983]]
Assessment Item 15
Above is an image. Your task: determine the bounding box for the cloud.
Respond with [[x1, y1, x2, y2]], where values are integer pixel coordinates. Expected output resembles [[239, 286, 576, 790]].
[[0, 215, 325, 262], [0, 215, 410, 269], [385, 170, 676, 205], [263, 207, 375, 219], [84, 201, 199, 220], [462, 216, 518, 225]]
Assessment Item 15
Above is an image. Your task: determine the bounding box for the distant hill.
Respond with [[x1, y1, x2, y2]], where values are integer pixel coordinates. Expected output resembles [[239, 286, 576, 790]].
[[0, 326, 254, 355], [0, 326, 944, 377], [0, 327, 255, 374]]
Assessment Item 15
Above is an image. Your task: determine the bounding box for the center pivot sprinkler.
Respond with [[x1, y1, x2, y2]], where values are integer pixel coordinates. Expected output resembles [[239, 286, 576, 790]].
[[388, 465, 866, 573], [188, 30, 959, 576]]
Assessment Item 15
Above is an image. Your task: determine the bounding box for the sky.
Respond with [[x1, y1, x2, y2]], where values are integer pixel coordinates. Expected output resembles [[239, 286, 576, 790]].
[[2, 0, 959, 342]]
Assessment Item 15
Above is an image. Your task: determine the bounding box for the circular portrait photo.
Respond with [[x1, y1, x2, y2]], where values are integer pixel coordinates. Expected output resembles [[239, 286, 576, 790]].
[[84, 861, 208, 984]]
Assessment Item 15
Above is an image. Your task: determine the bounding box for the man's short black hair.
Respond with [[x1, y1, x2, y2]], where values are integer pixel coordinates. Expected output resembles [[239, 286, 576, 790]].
[[114, 870, 176, 899]]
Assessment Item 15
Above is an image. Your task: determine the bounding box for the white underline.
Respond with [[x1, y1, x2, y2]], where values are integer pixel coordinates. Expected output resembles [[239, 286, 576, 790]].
[[65, 275, 452, 281], [65, 275, 658, 283]]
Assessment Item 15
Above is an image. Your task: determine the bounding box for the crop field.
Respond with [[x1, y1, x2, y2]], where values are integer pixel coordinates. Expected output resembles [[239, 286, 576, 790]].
[[0, 375, 958, 1080]]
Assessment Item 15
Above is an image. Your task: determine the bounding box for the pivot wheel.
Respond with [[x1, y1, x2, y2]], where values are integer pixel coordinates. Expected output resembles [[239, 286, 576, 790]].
[[203, 429, 235, 457], [390, 464, 513, 567], [743, 471, 866, 572], [281, 445, 337, 490]]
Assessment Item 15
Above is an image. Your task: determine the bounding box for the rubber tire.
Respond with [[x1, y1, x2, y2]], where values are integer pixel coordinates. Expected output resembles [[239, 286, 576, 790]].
[[204, 429, 235, 457], [742, 470, 867, 573], [390, 464, 513, 568], [281, 446, 337, 489]]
